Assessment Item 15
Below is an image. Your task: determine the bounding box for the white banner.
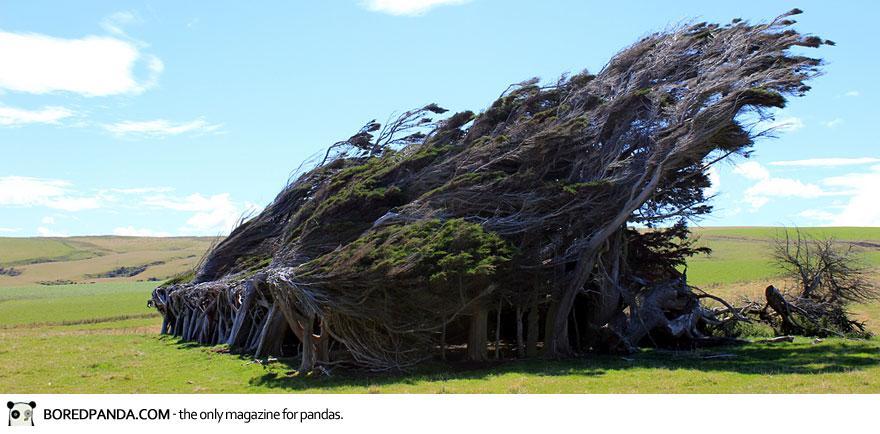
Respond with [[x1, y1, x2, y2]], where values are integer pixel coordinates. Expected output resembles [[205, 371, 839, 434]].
[[3, 394, 877, 433]]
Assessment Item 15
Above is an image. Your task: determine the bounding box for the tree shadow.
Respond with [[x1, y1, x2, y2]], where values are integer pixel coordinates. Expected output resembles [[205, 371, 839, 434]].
[[246, 339, 880, 392]]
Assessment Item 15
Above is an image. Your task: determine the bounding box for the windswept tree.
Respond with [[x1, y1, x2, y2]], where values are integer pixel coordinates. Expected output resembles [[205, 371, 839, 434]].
[[152, 10, 833, 371]]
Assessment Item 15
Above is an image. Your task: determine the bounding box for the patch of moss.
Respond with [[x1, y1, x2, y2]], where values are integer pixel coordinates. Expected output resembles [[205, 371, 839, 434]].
[[560, 179, 612, 194], [235, 255, 272, 272], [160, 270, 196, 287], [741, 87, 786, 108], [307, 218, 513, 288]]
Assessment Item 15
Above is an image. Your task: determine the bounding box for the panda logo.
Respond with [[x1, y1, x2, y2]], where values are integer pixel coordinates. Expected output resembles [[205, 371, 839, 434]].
[[7, 401, 36, 427]]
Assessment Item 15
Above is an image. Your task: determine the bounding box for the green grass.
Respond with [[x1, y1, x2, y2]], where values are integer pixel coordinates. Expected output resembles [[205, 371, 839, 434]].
[[685, 227, 880, 287], [0, 237, 95, 265], [1, 330, 876, 393], [0, 236, 214, 287], [1, 227, 879, 393], [0, 282, 158, 327], [692, 226, 880, 241]]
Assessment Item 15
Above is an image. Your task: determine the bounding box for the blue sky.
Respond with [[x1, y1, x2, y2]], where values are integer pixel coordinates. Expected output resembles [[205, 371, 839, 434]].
[[0, 0, 877, 237]]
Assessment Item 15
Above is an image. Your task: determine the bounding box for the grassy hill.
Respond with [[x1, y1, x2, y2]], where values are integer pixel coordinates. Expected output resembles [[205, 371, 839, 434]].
[[1, 227, 878, 393], [0, 236, 216, 287]]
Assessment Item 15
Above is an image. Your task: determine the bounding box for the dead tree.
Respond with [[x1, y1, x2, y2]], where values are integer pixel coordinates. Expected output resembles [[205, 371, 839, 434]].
[[763, 229, 878, 336]]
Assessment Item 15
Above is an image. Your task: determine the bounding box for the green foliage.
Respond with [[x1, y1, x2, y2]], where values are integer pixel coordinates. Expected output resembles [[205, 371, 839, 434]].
[[741, 87, 786, 108], [710, 320, 776, 339], [161, 270, 196, 287], [323, 219, 514, 288], [560, 179, 611, 194], [420, 171, 507, 198]]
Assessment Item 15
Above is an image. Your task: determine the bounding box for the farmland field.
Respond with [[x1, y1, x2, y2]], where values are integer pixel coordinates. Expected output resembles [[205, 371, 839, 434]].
[[0, 236, 216, 286], [1, 228, 879, 393]]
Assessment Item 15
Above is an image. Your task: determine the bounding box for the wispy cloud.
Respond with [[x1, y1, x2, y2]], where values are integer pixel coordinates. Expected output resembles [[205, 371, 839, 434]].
[[141, 192, 256, 234], [732, 161, 770, 181], [843, 90, 860, 97], [0, 29, 162, 96], [103, 118, 223, 138], [0, 175, 255, 235], [769, 157, 880, 168], [108, 187, 174, 194], [822, 118, 844, 128], [735, 160, 880, 226], [0, 104, 75, 126], [758, 116, 804, 133], [361, 0, 470, 16], [36, 226, 68, 237], [704, 165, 721, 197], [0, 227, 20, 233], [732, 161, 826, 210], [0, 176, 102, 211], [100, 11, 138, 37], [799, 166, 880, 226]]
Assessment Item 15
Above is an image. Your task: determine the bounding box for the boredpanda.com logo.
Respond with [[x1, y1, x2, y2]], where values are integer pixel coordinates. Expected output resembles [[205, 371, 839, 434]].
[[7, 401, 36, 427]]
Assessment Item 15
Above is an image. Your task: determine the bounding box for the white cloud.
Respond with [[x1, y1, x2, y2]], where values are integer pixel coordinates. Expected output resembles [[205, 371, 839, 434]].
[[844, 90, 860, 97], [103, 118, 223, 138], [0, 29, 162, 96], [361, 0, 470, 16], [101, 11, 138, 36], [0, 175, 255, 235], [760, 116, 804, 133], [704, 165, 720, 197], [769, 157, 880, 168], [744, 163, 880, 226], [108, 187, 174, 194], [744, 178, 825, 209], [798, 209, 836, 222], [822, 118, 844, 128], [142, 193, 247, 234], [0, 227, 20, 233], [732, 161, 769, 181], [113, 226, 171, 237], [36, 226, 67, 237], [0, 105, 75, 126], [732, 161, 826, 210], [0, 176, 102, 211], [813, 166, 880, 226]]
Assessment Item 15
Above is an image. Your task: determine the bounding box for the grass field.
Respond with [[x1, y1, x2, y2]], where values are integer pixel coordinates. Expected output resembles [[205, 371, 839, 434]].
[[0, 236, 216, 287], [0, 282, 158, 327], [1, 228, 879, 393]]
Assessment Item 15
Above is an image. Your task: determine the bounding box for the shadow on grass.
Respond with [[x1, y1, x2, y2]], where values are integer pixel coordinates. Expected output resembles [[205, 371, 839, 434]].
[[242, 339, 880, 392]]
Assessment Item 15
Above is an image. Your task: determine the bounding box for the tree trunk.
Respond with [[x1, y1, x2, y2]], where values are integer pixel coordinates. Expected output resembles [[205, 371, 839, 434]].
[[550, 170, 664, 357], [255, 303, 288, 359], [227, 283, 256, 347], [544, 300, 562, 358], [467, 303, 488, 362], [526, 305, 539, 357], [516, 306, 525, 358], [571, 306, 581, 352], [300, 315, 315, 371], [315, 318, 330, 365], [494, 300, 502, 360], [440, 317, 447, 361]]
